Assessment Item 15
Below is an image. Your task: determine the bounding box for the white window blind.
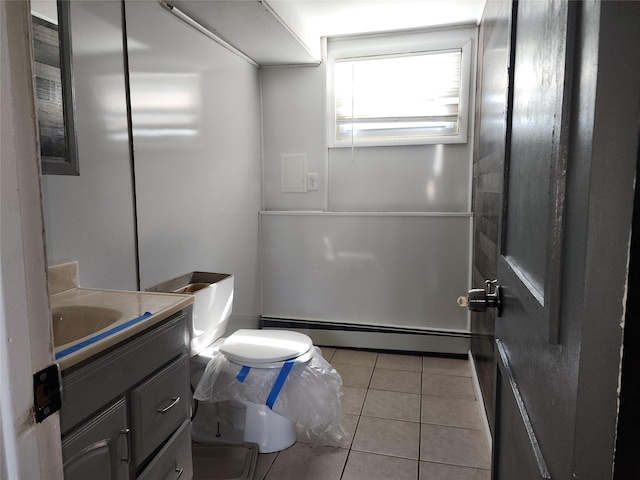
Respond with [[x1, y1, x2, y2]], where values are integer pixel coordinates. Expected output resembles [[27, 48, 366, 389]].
[[335, 50, 462, 141], [327, 29, 474, 147]]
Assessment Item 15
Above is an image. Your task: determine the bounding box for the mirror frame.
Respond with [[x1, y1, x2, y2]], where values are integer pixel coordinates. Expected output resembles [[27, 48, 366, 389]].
[[33, 0, 79, 176]]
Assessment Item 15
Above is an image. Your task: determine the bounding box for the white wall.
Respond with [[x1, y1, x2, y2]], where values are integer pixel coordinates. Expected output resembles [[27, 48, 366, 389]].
[[260, 27, 476, 340], [261, 212, 471, 331], [328, 144, 472, 212], [262, 65, 327, 211], [41, 0, 264, 327], [126, 0, 263, 324], [261, 31, 476, 213], [41, 1, 138, 290], [39, 0, 475, 344]]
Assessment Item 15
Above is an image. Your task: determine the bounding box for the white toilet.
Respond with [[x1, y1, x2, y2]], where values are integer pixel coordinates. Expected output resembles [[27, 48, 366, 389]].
[[191, 329, 316, 452], [152, 272, 317, 453]]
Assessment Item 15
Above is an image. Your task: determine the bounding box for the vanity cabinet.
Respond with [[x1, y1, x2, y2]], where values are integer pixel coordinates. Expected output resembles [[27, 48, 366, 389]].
[[59, 310, 193, 479]]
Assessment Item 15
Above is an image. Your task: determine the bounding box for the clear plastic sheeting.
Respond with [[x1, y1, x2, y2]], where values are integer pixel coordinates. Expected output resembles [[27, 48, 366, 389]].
[[194, 347, 350, 448]]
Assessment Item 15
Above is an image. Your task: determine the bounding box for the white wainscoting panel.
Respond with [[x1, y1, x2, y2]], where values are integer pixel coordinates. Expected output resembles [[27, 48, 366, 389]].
[[261, 212, 471, 333]]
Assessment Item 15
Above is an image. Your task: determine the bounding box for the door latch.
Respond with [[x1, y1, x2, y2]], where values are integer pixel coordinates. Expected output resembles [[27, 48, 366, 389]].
[[33, 364, 62, 423], [457, 279, 502, 317]]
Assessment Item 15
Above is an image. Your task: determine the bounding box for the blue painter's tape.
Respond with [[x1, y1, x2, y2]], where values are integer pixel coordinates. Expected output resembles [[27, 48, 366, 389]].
[[54, 311, 154, 360], [236, 365, 251, 382], [266, 359, 296, 409]]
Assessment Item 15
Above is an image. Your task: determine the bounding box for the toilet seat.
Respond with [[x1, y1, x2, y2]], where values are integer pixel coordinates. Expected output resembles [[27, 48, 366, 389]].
[[220, 329, 313, 367]]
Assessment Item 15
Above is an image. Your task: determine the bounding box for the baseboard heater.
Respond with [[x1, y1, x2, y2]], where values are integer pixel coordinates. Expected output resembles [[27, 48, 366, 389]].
[[260, 317, 471, 355]]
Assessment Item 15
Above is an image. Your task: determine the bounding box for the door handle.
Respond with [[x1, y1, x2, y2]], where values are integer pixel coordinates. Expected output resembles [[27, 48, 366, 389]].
[[120, 428, 131, 463], [457, 279, 502, 317], [158, 396, 181, 414]]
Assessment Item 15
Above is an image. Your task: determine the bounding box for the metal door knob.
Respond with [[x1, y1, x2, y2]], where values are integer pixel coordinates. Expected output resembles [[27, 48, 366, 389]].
[[457, 280, 502, 316]]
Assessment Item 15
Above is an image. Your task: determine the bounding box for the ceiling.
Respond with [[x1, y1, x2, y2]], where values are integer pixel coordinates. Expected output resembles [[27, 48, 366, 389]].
[[167, 0, 486, 65], [269, 0, 486, 38]]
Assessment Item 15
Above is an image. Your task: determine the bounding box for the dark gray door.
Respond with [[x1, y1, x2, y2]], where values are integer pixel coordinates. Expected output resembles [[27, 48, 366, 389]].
[[493, 1, 575, 476], [491, 1, 640, 479]]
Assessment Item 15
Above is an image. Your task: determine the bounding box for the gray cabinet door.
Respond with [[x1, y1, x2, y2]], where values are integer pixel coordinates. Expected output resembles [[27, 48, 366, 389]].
[[62, 398, 129, 480]]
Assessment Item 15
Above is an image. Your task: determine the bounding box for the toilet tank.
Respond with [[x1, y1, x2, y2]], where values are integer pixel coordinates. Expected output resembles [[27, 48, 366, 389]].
[[148, 272, 234, 356]]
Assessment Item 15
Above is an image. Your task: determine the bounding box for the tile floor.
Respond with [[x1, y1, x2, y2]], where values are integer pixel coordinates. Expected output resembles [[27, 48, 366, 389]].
[[253, 348, 491, 480]]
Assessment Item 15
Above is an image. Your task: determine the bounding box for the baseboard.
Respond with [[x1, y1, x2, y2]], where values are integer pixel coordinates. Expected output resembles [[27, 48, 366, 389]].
[[261, 317, 471, 355], [469, 350, 493, 455]]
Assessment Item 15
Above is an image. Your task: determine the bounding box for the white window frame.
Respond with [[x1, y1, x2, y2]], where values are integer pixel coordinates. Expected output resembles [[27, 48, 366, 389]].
[[326, 27, 475, 148]]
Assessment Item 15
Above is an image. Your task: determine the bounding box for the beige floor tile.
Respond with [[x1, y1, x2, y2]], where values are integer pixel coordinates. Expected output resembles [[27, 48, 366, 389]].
[[419, 461, 491, 480], [420, 424, 490, 469], [243, 348, 491, 479], [370, 368, 422, 394], [421, 395, 482, 430], [319, 346, 337, 362], [422, 372, 476, 399], [342, 386, 367, 415], [264, 443, 348, 480], [422, 356, 471, 377], [375, 352, 423, 372], [342, 451, 419, 480], [341, 413, 359, 447], [332, 349, 378, 367], [254, 452, 278, 480], [362, 389, 421, 422], [352, 416, 420, 460], [333, 363, 374, 388]]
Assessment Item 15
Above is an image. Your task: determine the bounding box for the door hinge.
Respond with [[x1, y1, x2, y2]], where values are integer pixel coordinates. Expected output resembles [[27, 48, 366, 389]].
[[33, 364, 62, 423]]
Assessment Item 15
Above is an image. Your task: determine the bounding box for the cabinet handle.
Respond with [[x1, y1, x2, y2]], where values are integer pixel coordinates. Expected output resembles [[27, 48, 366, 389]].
[[157, 396, 181, 414], [174, 467, 184, 479], [120, 428, 131, 463]]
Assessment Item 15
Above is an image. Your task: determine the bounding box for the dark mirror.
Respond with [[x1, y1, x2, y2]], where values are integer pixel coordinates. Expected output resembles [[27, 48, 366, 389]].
[[32, 0, 79, 175]]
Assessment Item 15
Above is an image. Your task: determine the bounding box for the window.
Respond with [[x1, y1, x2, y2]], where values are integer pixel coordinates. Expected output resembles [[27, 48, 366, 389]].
[[327, 28, 474, 147]]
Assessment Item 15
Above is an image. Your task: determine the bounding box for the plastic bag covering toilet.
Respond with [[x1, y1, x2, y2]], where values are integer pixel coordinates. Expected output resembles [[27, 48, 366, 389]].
[[193, 347, 350, 448]]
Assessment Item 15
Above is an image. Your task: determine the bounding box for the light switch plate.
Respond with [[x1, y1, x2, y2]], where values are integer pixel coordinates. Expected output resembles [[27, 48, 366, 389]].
[[307, 173, 318, 191]]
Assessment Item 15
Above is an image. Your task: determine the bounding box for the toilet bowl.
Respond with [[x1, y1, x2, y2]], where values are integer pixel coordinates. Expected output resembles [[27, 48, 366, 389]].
[[191, 329, 316, 453]]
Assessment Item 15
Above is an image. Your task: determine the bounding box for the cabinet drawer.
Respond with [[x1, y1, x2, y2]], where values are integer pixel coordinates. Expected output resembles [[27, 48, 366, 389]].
[[131, 353, 190, 464], [138, 420, 192, 480]]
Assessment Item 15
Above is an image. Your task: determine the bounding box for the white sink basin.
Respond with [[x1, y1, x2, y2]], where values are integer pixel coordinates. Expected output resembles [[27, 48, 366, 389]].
[[52, 305, 122, 347]]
